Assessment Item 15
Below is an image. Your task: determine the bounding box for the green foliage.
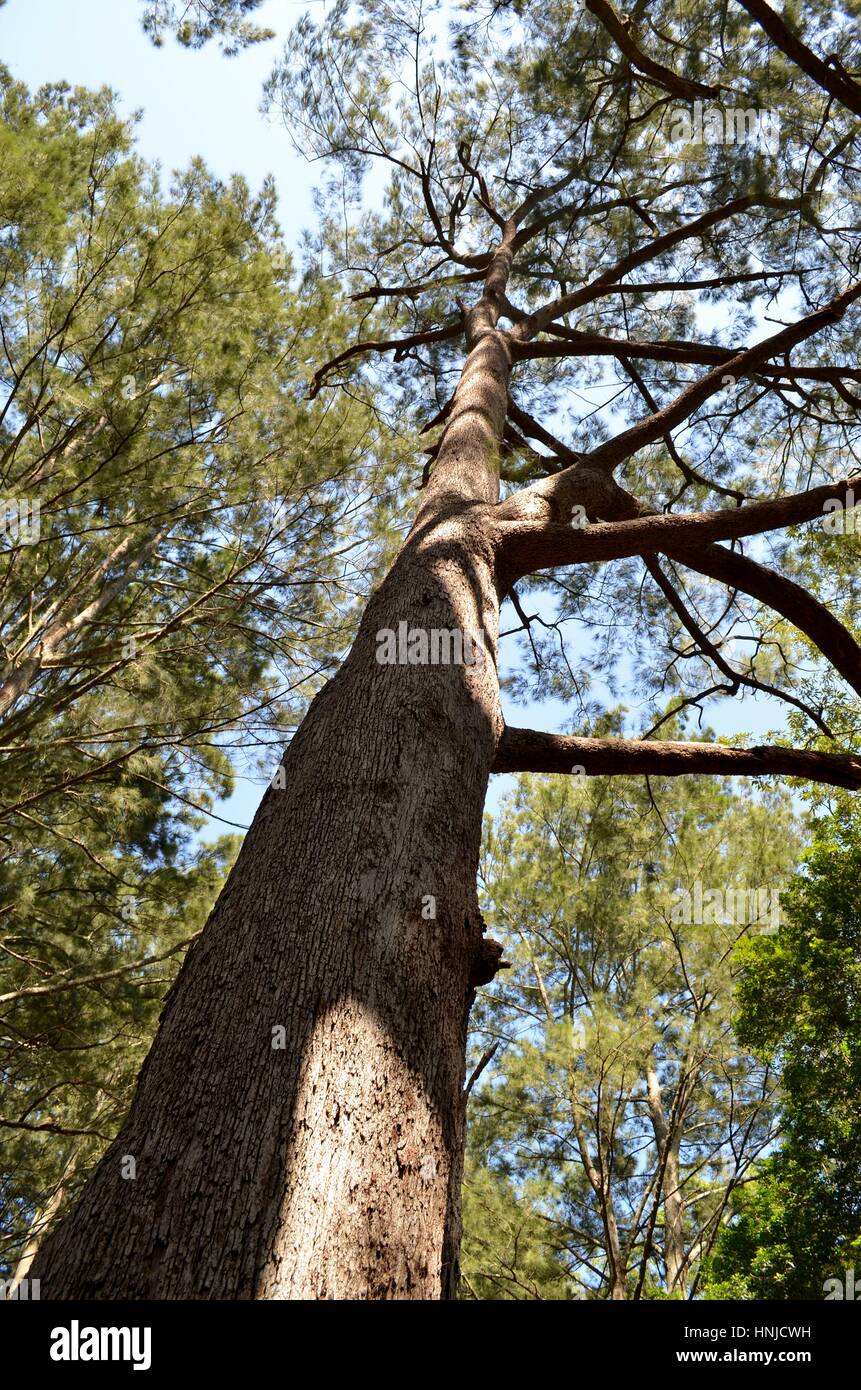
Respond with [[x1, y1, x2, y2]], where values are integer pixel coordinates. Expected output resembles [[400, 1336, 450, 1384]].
[[460, 1155, 576, 1300], [0, 833, 238, 1280], [464, 736, 801, 1298], [702, 796, 861, 1299], [140, 0, 274, 54]]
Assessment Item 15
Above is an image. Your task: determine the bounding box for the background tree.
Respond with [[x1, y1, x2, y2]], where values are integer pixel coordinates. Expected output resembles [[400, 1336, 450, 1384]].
[[0, 834, 237, 1289], [702, 793, 861, 1299], [26, 0, 861, 1298], [462, 748, 799, 1299]]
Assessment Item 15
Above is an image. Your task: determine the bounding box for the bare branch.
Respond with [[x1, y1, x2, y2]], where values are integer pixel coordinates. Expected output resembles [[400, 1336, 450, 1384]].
[[511, 194, 803, 341], [308, 319, 463, 399], [644, 555, 833, 734], [503, 279, 861, 516], [737, 0, 861, 117], [587, 0, 720, 99], [464, 1042, 500, 1098], [0, 935, 201, 1008], [493, 727, 861, 789]]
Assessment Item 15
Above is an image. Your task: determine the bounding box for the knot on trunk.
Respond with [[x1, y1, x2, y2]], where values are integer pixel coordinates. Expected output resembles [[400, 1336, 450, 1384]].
[[468, 935, 510, 989]]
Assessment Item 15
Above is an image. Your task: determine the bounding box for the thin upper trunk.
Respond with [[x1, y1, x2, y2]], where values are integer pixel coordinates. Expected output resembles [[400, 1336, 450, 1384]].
[[646, 1061, 686, 1295], [10, 1141, 82, 1295]]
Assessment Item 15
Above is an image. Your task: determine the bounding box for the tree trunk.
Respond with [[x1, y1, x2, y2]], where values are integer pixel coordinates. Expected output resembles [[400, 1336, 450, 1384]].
[[10, 1141, 82, 1296], [30, 316, 514, 1299], [568, 1086, 628, 1299], [646, 1062, 687, 1295], [662, 1138, 686, 1295]]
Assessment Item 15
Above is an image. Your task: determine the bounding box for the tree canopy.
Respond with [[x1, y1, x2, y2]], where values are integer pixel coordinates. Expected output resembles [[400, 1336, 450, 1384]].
[[246, 0, 861, 791]]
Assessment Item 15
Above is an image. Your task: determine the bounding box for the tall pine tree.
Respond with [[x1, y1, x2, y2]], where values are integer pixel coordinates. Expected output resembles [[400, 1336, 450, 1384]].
[[28, 0, 861, 1296]]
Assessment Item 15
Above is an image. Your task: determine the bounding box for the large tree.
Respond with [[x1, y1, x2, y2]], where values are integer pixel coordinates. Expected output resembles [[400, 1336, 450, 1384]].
[[463, 753, 799, 1300], [702, 793, 861, 1299], [30, 0, 861, 1298]]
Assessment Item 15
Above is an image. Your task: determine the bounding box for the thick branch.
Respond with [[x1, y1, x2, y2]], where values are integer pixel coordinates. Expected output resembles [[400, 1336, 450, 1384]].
[[586, 0, 720, 100], [515, 332, 861, 387], [565, 479, 861, 700], [668, 542, 861, 699], [494, 727, 861, 790], [736, 0, 861, 117], [494, 471, 861, 581], [507, 397, 581, 467]]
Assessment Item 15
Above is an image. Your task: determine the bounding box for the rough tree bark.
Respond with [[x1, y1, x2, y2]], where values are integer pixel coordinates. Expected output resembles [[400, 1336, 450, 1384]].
[[30, 251, 515, 1301]]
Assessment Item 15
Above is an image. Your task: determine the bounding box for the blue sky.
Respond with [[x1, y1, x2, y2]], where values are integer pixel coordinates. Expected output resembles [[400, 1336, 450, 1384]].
[[1, 0, 787, 836], [1, 0, 310, 233]]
